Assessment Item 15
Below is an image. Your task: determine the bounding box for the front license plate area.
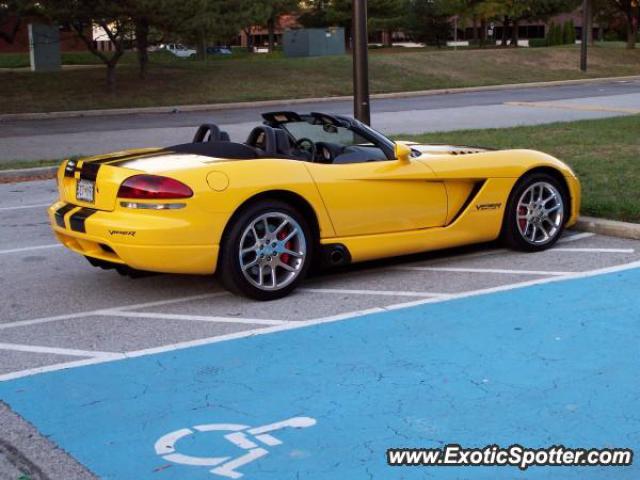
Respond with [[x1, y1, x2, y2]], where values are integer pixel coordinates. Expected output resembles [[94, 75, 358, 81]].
[[76, 179, 95, 203]]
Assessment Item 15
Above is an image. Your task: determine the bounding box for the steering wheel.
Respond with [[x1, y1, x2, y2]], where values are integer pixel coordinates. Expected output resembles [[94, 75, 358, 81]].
[[294, 137, 316, 159]]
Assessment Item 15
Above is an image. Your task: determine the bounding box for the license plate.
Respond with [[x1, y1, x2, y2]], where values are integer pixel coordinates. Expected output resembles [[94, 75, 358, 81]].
[[76, 179, 95, 203]]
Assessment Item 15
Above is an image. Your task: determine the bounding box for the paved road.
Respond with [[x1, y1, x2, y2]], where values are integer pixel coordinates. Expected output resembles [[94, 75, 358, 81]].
[[1, 79, 639, 161], [0, 182, 640, 479]]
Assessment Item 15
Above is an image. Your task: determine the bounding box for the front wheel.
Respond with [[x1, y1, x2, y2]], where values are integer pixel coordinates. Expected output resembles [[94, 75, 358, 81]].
[[502, 173, 568, 252], [218, 200, 312, 300]]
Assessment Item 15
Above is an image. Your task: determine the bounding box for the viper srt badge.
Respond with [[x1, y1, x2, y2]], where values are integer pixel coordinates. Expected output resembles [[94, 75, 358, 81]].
[[476, 202, 502, 211], [108, 230, 136, 236]]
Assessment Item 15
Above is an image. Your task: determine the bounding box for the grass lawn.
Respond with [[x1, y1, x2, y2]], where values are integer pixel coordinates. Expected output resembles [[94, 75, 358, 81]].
[[399, 115, 640, 223], [0, 158, 64, 170], [2, 45, 640, 113]]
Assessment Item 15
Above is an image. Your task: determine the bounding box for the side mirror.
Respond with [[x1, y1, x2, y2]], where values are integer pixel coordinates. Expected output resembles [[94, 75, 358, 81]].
[[394, 142, 412, 162]]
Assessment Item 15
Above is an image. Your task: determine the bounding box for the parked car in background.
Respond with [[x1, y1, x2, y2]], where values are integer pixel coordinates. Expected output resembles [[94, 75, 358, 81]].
[[161, 44, 196, 58], [207, 46, 232, 55]]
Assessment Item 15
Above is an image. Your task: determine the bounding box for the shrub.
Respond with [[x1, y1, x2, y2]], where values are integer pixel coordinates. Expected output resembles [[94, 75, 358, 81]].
[[546, 23, 557, 45], [549, 23, 564, 45], [529, 38, 548, 48], [562, 20, 576, 44]]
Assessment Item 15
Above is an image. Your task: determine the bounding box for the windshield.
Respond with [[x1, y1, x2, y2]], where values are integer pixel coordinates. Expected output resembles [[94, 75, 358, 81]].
[[282, 121, 372, 147]]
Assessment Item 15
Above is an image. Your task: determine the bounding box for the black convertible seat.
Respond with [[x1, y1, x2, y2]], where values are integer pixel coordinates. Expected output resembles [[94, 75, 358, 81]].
[[274, 129, 293, 156], [245, 125, 277, 156], [192, 123, 231, 143], [167, 141, 258, 159]]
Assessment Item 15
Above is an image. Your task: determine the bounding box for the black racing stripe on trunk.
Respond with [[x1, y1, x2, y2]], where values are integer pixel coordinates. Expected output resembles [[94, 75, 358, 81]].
[[80, 162, 101, 181], [104, 150, 169, 167], [69, 208, 98, 233], [54, 203, 76, 228], [86, 153, 141, 165], [86, 150, 163, 166]]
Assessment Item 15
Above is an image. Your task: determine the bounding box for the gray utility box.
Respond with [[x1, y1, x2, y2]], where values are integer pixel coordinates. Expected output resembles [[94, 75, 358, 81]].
[[283, 28, 346, 58], [29, 23, 61, 72]]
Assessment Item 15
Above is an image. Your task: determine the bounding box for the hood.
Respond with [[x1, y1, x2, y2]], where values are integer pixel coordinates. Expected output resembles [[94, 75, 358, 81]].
[[409, 144, 490, 156]]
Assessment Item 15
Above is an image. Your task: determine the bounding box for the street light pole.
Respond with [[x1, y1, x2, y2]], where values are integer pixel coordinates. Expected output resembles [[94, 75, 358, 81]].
[[352, 0, 371, 125], [580, 0, 589, 71]]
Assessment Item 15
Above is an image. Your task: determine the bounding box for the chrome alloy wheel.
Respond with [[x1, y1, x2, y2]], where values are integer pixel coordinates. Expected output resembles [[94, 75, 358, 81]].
[[516, 181, 564, 245], [238, 212, 307, 291]]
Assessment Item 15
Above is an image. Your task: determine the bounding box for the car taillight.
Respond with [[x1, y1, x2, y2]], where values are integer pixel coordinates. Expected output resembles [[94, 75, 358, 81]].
[[118, 175, 193, 199]]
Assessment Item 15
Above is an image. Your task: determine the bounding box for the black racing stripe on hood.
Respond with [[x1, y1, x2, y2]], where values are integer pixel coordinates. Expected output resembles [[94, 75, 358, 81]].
[[69, 208, 98, 233]]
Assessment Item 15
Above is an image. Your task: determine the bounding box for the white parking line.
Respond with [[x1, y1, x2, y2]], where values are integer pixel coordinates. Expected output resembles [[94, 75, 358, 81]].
[[0, 293, 224, 331], [419, 232, 596, 266], [104, 310, 287, 326], [106, 292, 228, 311], [557, 232, 595, 243], [300, 288, 451, 298], [0, 342, 121, 359], [3, 259, 639, 382], [393, 266, 572, 276], [0, 203, 51, 212], [0, 244, 61, 255], [553, 247, 635, 253]]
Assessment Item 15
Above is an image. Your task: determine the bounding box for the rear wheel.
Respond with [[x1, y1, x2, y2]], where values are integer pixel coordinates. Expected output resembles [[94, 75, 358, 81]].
[[218, 200, 312, 300], [502, 173, 568, 251]]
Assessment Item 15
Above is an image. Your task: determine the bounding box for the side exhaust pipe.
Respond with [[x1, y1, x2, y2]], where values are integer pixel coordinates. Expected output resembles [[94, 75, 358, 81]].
[[320, 244, 351, 268]]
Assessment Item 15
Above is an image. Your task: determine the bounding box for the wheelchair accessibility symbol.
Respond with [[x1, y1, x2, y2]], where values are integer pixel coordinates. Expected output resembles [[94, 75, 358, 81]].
[[154, 416, 317, 478]]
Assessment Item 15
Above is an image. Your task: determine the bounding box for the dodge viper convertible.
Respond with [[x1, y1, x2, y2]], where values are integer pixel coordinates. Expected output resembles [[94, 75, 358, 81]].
[[49, 111, 580, 300]]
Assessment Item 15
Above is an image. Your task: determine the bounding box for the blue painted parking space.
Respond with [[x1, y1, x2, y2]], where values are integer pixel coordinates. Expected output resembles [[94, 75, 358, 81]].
[[1, 268, 639, 479]]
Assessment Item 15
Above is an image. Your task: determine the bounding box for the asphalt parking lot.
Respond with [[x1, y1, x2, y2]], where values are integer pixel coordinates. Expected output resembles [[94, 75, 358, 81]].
[[2, 178, 640, 479], [1, 178, 640, 380]]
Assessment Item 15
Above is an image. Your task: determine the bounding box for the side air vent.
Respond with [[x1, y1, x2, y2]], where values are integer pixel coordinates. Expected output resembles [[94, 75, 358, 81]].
[[448, 180, 486, 225]]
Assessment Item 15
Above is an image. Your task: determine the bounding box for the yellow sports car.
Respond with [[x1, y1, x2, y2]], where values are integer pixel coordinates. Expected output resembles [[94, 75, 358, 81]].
[[49, 111, 580, 300]]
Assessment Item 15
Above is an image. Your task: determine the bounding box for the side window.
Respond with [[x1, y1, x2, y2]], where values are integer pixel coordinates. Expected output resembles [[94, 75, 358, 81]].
[[283, 121, 389, 164]]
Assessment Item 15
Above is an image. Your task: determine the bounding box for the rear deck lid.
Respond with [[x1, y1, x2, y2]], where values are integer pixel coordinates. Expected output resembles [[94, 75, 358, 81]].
[[59, 148, 218, 211]]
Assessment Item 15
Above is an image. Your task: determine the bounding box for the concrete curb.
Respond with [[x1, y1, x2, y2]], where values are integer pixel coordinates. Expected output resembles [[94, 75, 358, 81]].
[[0, 166, 58, 182], [2, 75, 639, 122], [575, 216, 640, 240]]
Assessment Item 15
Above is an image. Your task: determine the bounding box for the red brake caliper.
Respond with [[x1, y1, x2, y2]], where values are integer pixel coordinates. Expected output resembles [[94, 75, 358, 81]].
[[278, 228, 292, 264], [518, 206, 528, 231]]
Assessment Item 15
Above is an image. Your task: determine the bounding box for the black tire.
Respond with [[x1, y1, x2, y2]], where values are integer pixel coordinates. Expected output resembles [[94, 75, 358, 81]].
[[218, 200, 313, 300], [501, 172, 569, 252]]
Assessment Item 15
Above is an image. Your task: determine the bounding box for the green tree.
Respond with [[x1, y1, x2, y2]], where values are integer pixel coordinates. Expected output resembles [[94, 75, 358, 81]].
[[125, 0, 174, 78], [406, 0, 456, 47], [0, 0, 27, 44], [460, 0, 491, 46], [609, 0, 639, 48], [40, 0, 131, 91], [264, 0, 299, 52], [484, 0, 577, 47], [368, 0, 408, 46], [236, 0, 269, 51], [168, 0, 243, 59]]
